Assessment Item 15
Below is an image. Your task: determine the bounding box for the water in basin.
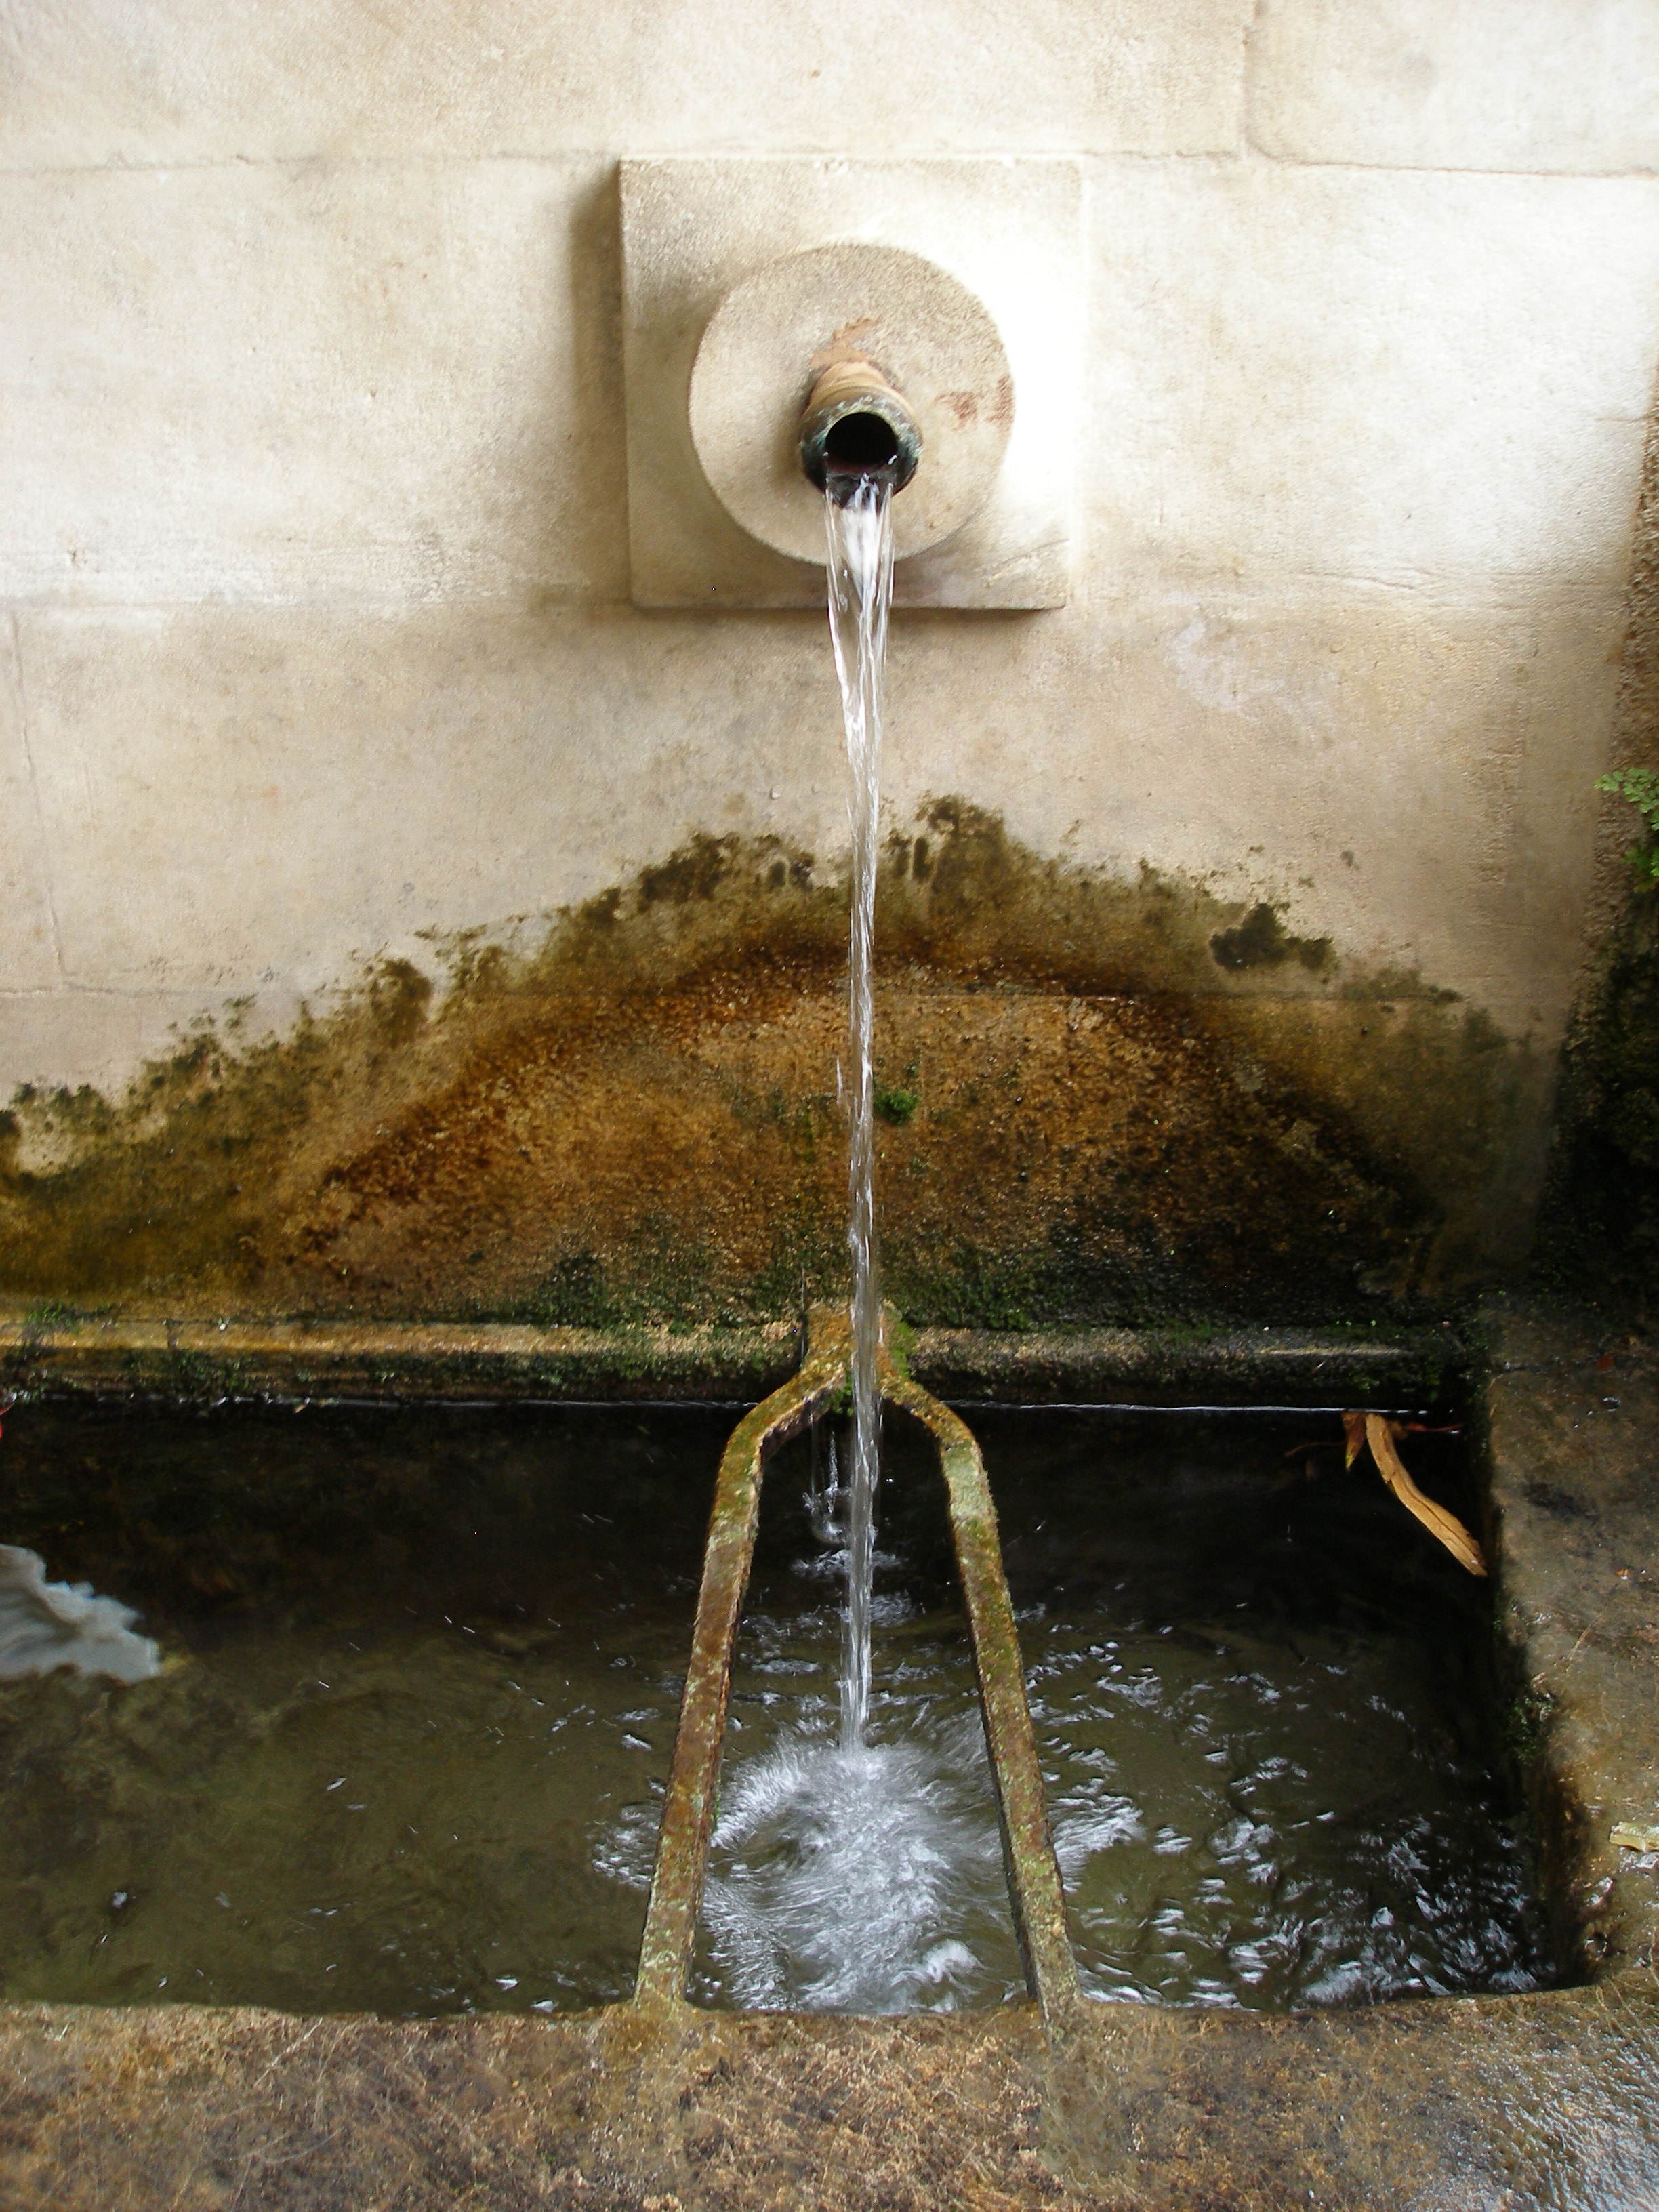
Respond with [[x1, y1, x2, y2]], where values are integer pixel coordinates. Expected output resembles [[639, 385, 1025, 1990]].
[[690, 1404, 1553, 2012], [0, 1400, 715, 2016], [0, 1395, 1551, 2017]]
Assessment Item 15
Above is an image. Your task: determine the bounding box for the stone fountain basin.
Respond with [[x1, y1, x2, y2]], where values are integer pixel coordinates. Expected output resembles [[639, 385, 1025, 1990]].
[[0, 1303, 1654, 2207]]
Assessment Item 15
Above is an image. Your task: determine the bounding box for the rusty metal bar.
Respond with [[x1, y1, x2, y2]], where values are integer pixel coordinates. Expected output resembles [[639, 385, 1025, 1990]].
[[633, 1309, 851, 2008], [882, 1364, 1081, 2021], [633, 1303, 1079, 2024]]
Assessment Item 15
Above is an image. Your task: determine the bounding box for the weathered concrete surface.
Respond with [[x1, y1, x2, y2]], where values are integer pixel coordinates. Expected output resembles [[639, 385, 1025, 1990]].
[[1486, 1305, 1659, 1982], [1247, 0, 1659, 175], [7, 158, 1652, 610], [0, 0, 1254, 167], [0, 811, 1557, 1325], [3, 4, 1656, 1321], [1, 1980, 1656, 2210], [0, 592, 1626, 1046]]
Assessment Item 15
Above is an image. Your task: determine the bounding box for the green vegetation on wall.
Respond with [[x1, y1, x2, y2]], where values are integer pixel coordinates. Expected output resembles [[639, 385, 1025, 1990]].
[[1595, 768, 1659, 889]]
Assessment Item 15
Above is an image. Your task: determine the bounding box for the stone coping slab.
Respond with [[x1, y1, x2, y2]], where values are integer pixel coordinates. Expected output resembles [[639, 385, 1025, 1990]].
[[1484, 1304, 1659, 1984], [1, 1984, 1656, 2209], [0, 1311, 1466, 1409]]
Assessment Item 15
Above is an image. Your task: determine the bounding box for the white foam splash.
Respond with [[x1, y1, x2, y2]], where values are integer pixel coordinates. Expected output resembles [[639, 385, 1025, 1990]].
[[0, 1545, 162, 1683], [700, 1714, 1006, 2013], [1052, 1794, 1145, 1881]]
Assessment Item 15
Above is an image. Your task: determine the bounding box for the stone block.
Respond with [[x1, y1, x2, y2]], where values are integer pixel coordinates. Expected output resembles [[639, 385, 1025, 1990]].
[[1082, 160, 1659, 594], [14, 604, 843, 1005], [1249, 0, 1659, 175], [882, 590, 1626, 1022], [0, 160, 628, 607], [0, 0, 1250, 168], [619, 158, 1083, 608]]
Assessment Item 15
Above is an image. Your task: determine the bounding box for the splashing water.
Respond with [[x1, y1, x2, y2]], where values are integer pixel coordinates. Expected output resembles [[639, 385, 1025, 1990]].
[[825, 468, 895, 1752], [700, 1717, 1005, 2012]]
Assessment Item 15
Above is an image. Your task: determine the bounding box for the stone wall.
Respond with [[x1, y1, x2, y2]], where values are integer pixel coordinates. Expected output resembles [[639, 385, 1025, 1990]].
[[1, 2, 1656, 1323]]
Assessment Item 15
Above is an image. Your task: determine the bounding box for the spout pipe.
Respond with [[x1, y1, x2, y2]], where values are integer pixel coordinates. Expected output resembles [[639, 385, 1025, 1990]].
[[799, 359, 922, 496]]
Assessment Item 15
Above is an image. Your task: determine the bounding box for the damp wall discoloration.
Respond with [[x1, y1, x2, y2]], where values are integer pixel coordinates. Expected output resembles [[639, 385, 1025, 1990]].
[[1538, 383, 1659, 1307], [0, 807, 1551, 1325], [3, 4, 1658, 1325]]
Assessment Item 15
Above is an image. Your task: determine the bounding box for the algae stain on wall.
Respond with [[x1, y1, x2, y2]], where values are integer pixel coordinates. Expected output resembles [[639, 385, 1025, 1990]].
[[1536, 409, 1659, 1309], [0, 804, 1547, 1326], [1540, 893, 1659, 1303]]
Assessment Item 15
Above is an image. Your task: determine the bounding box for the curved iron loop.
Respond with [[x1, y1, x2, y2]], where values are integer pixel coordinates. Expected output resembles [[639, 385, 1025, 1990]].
[[633, 1303, 1079, 2024]]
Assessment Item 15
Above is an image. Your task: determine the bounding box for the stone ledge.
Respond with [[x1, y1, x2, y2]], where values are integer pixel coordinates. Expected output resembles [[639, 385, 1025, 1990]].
[[911, 1319, 1465, 1406], [1, 1981, 1655, 2209], [0, 1313, 802, 1404], [0, 1311, 1468, 1408]]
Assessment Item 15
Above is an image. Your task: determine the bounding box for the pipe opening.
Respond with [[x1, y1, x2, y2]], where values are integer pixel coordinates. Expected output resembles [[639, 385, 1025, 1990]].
[[800, 359, 922, 502], [824, 411, 903, 474]]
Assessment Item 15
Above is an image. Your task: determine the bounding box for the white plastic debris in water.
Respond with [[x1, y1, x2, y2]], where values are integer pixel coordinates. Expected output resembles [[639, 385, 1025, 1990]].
[[0, 1545, 162, 1683]]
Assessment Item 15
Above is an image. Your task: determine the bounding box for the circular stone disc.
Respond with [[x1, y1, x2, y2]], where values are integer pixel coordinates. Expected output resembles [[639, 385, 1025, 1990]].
[[689, 242, 1014, 567]]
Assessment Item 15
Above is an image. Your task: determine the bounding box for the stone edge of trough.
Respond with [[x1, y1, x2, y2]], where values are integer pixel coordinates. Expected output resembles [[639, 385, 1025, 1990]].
[[1477, 1300, 1659, 1989], [0, 1308, 1467, 1407], [1, 1982, 1657, 2211]]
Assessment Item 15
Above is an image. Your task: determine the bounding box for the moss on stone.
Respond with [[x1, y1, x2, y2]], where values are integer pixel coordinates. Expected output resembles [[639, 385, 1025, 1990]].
[[1537, 897, 1659, 1309], [0, 802, 1545, 1328]]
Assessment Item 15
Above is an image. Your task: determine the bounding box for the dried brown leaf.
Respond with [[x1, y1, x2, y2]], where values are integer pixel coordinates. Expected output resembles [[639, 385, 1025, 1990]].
[[1363, 1412, 1487, 1576]]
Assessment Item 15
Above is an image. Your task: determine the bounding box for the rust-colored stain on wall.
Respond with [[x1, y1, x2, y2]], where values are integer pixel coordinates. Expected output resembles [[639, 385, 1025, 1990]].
[[0, 804, 1546, 1326]]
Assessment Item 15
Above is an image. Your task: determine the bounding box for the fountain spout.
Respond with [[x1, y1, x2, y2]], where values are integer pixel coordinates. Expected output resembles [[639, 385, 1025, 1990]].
[[799, 357, 922, 499]]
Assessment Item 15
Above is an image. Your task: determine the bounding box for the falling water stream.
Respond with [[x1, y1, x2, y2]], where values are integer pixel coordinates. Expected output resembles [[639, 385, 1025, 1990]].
[[672, 461, 945, 2011], [825, 464, 896, 1751], [659, 458, 989, 2012]]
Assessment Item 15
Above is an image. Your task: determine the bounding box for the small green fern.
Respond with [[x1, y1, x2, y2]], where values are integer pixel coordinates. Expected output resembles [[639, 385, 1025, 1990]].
[[1597, 767, 1659, 888], [874, 1083, 918, 1125]]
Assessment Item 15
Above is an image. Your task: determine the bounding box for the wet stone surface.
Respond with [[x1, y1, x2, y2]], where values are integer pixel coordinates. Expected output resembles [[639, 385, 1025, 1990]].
[[1485, 1304, 1659, 1981], [1, 1984, 1658, 2209]]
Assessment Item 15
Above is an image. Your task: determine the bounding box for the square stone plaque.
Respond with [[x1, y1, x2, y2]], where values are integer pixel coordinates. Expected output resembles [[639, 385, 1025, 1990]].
[[619, 158, 1083, 609]]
